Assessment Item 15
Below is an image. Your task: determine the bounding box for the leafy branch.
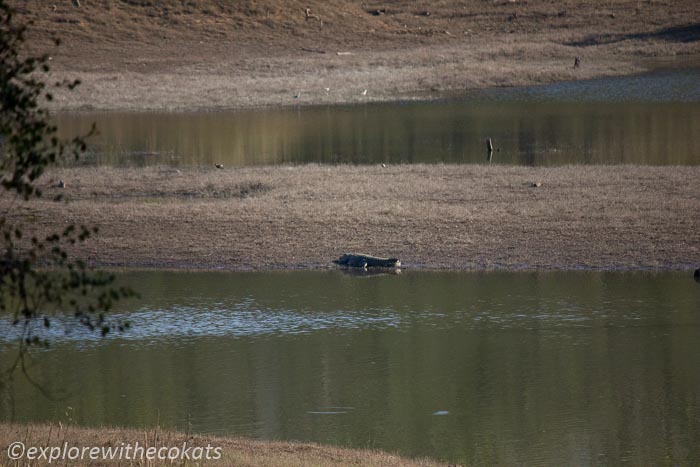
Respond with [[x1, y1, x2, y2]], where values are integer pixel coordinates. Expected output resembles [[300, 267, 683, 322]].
[[0, 0, 134, 397]]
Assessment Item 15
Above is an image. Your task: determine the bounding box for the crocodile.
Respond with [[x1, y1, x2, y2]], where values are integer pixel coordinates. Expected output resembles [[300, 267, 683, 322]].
[[333, 253, 401, 269]]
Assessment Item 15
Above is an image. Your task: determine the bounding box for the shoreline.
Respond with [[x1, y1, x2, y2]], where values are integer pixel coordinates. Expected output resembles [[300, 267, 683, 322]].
[[43, 54, 653, 113], [0, 423, 441, 466], [43, 52, 694, 113], [47, 61, 700, 116], [92, 264, 700, 274], [6, 164, 699, 272]]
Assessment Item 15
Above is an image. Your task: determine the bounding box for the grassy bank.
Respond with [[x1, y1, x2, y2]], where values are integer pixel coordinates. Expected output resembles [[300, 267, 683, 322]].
[[10, 0, 700, 111], [4, 164, 699, 271], [0, 423, 441, 466]]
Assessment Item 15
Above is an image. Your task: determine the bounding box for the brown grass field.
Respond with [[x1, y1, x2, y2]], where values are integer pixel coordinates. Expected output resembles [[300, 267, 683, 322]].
[[4, 164, 698, 271], [0, 423, 441, 466], [8, 0, 700, 111]]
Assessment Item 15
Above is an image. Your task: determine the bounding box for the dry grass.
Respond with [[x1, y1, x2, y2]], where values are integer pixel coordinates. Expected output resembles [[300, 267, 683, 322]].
[[8, 0, 700, 111], [3, 164, 699, 271], [0, 423, 442, 466]]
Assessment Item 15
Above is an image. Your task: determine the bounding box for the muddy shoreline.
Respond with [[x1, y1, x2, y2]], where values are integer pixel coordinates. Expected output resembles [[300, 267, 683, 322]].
[[6, 165, 698, 272], [0, 423, 439, 467]]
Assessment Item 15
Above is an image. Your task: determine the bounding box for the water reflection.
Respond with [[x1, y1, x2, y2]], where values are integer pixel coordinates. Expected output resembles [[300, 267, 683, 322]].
[[1, 270, 699, 465], [55, 69, 700, 167]]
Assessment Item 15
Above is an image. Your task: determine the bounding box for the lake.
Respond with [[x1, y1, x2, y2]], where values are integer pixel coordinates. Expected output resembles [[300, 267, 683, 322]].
[[16, 67, 700, 464], [2, 270, 699, 465], [55, 68, 700, 167]]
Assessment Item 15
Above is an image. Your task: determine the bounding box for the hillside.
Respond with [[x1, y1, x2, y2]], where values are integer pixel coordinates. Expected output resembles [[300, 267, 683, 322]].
[[9, 0, 700, 110]]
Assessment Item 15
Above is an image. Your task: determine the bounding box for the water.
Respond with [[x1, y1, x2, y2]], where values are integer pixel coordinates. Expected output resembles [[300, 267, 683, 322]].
[[55, 68, 700, 167], [2, 270, 699, 465]]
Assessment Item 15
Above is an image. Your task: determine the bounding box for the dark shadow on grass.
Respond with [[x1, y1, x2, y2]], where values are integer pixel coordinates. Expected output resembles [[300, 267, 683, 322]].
[[566, 23, 700, 47]]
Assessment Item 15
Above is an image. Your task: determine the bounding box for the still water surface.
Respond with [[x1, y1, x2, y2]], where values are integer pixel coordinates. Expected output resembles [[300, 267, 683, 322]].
[[55, 69, 700, 167], [2, 270, 699, 465]]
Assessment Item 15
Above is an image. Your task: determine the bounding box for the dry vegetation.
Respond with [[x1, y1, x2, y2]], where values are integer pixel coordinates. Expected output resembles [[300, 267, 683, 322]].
[[4, 164, 698, 271], [0, 423, 441, 466], [8, 0, 700, 110]]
